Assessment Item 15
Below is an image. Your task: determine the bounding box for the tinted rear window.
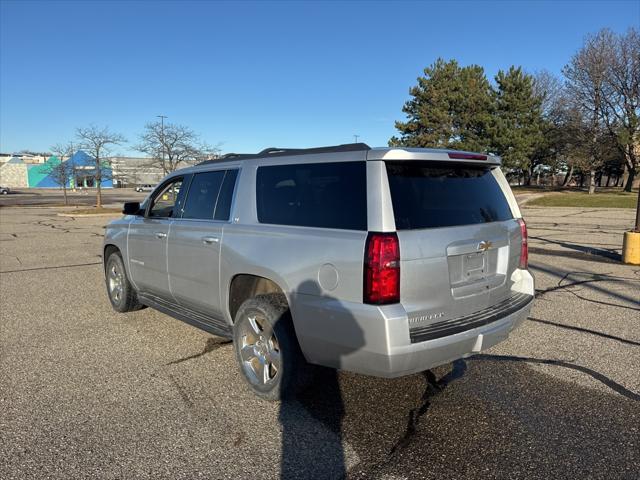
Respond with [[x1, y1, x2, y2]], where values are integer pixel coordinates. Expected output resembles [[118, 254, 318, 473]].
[[256, 161, 367, 230], [386, 162, 513, 229]]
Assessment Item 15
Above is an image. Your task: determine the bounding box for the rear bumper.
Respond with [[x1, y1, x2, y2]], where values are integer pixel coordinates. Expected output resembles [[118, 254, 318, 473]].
[[291, 270, 534, 378]]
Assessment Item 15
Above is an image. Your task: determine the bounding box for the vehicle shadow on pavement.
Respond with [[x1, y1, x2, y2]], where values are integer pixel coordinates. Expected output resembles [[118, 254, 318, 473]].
[[278, 280, 365, 479], [342, 357, 639, 479], [277, 280, 472, 480], [278, 343, 639, 479], [278, 357, 468, 480]]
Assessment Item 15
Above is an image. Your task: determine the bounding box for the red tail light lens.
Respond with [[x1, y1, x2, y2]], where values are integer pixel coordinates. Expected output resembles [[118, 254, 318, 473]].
[[364, 232, 400, 304], [517, 218, 528, 269]]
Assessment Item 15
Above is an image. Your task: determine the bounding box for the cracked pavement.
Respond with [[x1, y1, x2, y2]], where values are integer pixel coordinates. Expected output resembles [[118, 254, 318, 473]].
[[0, 204, 638, 479]]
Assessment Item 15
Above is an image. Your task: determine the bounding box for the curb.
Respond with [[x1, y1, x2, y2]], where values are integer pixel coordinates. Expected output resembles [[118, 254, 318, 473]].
[[57, 212, 122, 218]]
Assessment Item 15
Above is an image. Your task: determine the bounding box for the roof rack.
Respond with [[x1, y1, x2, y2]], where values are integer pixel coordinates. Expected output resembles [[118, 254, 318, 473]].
[[198, 143, 371, 165]]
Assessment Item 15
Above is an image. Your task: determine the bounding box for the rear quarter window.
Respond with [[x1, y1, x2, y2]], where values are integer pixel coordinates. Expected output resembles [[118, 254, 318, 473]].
[[386, 162, 513, 229], [256, 161, 367, 230]]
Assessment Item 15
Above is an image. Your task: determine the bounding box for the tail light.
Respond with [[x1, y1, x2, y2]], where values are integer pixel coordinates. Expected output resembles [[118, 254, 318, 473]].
[[364, 232, 400, 304], [517, 218, 528, 269]]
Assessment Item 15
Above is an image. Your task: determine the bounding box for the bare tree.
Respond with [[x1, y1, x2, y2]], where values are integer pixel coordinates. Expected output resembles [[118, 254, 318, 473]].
[[48, 142, 76, 205], [600, 28, 640, 192], [534, 70, 566, 121], [76, 125, 125, 207], [563, 29, 615, 194], [135, 121, 219, 174], [532, 71, 571, 185]]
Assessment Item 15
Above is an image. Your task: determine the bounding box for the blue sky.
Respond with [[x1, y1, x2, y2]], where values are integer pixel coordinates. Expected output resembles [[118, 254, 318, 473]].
[[1, 0, 638, 156]]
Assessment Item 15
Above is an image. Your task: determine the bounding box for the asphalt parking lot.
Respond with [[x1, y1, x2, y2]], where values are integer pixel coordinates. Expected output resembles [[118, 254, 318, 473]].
[[1, 201, 638, 479]]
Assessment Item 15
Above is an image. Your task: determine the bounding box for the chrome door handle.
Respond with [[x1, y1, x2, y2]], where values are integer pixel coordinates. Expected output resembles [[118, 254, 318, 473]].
[[155, 232, 167, 239], [202, 236, 219, 245]]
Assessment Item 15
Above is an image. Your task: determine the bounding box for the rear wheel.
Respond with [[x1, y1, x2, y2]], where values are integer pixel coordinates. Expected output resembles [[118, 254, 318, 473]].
[[233, 294, 306, 401], [105, 251, 143, 312]]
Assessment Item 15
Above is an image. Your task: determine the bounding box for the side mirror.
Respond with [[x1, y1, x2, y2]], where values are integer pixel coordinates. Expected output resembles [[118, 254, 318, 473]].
[[123, 202, 142, 216]]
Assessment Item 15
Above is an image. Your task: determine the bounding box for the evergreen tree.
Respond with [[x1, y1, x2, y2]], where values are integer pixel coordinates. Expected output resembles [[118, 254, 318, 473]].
[[390, 59, 493, 152], [491, 66, 545, 180]]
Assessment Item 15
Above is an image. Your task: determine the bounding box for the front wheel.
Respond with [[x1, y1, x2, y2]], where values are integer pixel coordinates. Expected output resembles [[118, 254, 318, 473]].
[[233, 294, 306, 401], [105, 251, 143, 312]]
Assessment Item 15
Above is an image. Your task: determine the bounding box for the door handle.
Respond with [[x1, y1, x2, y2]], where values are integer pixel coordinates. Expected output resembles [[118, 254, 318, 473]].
[[202, 236, 219, 245], [155, 232, 167, 239]]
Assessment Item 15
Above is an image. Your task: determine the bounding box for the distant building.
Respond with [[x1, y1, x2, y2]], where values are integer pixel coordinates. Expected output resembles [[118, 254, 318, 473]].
[[0, 150, 113, 189], [108, 156, 165, 187], [0, 153, 48, 165], [0, 157, 29, 187]]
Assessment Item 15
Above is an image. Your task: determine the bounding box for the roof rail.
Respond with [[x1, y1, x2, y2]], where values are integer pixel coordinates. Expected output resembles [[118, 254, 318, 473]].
[[197, 143, 371, 165]]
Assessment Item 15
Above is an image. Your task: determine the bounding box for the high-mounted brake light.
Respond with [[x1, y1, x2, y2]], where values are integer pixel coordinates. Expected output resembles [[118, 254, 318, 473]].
[[517, 218, 528, 269], [447, 152, 487, 160], [364, 232, 400, 304]]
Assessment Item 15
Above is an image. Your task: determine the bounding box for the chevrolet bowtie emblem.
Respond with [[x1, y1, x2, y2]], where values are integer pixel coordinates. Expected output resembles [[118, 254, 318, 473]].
[[478, 240, 493, 252]]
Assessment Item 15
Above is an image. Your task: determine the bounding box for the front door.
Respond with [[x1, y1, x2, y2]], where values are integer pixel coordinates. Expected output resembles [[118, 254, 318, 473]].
[[127, 176, 186, 299]]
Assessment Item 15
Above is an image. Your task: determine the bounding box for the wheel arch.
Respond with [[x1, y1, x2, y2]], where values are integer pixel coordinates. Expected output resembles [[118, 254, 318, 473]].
[[103, 244, 120, 271], [103, 244, 132, 280], [228, 273, 290, 323]]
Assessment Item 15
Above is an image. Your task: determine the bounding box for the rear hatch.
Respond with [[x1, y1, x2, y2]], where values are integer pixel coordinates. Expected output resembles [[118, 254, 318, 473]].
[[384, 161, 523, 337]]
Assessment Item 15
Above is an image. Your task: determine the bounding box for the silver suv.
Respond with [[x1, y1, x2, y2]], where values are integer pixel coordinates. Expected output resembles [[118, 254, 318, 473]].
[[103, 143, 534, 400]]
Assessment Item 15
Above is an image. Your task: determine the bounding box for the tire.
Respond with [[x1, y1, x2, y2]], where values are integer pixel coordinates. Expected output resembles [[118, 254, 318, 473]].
[[105, 251, 143, 313], [233, 294, 307, 401]]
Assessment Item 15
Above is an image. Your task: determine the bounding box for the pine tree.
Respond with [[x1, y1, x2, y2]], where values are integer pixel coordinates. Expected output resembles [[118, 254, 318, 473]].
[[491, 66, 545, 180], [390, 59, 493, 152]]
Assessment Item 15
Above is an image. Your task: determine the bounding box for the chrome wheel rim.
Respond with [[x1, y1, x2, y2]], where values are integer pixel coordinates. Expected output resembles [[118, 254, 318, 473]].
[[239, 313, 281, 386], [108, 262, 124, 303]]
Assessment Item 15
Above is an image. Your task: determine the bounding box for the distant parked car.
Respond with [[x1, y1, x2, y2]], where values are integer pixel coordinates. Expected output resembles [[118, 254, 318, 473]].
[[135, 184, 155, 192], [0, 185, 10, 195]]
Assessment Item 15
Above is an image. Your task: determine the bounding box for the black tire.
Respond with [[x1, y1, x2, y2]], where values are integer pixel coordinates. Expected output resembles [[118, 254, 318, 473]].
[[233, 294, 307, 401], [105, 251, 143, 313]]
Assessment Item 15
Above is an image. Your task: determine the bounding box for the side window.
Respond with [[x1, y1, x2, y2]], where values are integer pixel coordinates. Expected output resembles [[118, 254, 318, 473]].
[[181, 171, 225, 220], [213, 169, 238, 221], [256, 161, 367, 230], [148, 178, 184, 218]]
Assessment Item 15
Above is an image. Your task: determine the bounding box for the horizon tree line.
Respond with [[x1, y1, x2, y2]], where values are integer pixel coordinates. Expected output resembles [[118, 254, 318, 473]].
[[390, 27, 639, 194]]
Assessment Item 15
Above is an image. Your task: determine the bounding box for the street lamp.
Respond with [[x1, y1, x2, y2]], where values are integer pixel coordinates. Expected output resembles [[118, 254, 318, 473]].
[[157, 115, 167, 168]]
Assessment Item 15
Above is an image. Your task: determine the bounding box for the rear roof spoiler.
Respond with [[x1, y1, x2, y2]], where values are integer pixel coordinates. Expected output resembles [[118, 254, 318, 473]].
[[366, 147, 501, 166]]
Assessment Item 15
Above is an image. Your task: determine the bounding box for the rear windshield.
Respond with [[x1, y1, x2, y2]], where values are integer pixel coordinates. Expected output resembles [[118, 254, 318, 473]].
[[386, 162, 513, 230]]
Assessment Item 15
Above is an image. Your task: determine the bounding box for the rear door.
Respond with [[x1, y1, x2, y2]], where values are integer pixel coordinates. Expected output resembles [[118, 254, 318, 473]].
[[384, 161, 521, 328], [168, 169, 238, 319]]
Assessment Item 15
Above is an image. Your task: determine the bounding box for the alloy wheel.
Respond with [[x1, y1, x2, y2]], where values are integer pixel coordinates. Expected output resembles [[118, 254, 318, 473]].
[[238, 313, 281, 386]]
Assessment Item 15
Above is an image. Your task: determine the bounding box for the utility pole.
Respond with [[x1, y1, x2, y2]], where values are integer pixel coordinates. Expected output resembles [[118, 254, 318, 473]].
[[157, 115, 168, 170], [353, 134, 360, 143]]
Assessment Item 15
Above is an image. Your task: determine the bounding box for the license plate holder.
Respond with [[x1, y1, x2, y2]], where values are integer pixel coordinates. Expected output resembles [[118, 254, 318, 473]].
[[464, 251, 486, 279]]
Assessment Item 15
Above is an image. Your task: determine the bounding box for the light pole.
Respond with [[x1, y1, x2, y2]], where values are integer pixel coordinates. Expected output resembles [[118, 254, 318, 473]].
[[157, 115, 168, 169], [354, 134, 360, 143]]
